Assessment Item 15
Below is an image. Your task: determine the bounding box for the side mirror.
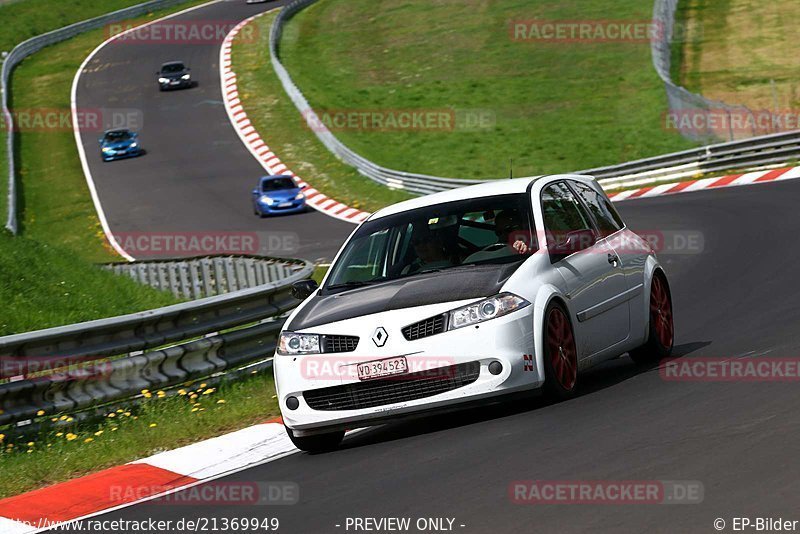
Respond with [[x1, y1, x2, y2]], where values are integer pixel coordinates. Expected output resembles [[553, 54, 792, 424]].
[[252, 188, 259, 195], [549, 229, 596, 262], [98, 137, 104, 144], [291, 279, 318, 300]]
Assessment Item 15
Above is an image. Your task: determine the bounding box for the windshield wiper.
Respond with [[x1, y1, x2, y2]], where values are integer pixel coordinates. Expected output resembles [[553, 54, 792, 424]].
[[325, 280, 376, 291]]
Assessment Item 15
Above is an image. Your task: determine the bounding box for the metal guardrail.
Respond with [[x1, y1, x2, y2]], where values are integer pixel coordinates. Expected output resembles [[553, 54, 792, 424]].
[[270, 0, 800, 195], [104, 256, 307, 299], [0, 260, 314, 428], [1, 0, 191, 235]]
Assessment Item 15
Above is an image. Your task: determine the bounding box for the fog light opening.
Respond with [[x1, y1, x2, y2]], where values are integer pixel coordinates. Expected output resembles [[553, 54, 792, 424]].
[[488, 361, 503, 375], [286, 396, 300, 410]]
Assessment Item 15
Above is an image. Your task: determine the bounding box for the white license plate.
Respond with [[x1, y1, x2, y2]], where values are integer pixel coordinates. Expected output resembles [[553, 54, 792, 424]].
[[279, 202, 293, 207], [357, 356, 408, 380]]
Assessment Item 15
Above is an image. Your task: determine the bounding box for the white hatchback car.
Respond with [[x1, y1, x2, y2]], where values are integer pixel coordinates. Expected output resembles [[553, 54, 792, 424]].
[[275, 175, 674, 452]]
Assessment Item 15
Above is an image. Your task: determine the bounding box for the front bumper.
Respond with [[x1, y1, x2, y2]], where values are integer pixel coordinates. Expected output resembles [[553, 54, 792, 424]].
[[102, 148, 142, 161], [274, 303, 542, 436], [256, 199, 306, 215], [159, 79, 191, 90]]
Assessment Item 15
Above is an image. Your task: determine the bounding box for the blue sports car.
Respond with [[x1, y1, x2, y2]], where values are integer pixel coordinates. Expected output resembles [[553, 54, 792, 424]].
[[99, 129, 142, 162], [252, 175, 307, 216]]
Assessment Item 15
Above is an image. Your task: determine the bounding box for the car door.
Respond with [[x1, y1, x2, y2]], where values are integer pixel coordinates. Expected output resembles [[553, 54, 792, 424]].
[[541, 181, 630, 358]]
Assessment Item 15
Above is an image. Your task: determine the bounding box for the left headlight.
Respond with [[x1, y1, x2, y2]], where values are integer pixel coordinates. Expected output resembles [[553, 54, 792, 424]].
[[259, 195, 275, 205], [158, 77, 169, 83], [448, 293, 530, 330], [181, 74, 191, 80], [278, 333, 320, 355], [129, 142, 138, 148]]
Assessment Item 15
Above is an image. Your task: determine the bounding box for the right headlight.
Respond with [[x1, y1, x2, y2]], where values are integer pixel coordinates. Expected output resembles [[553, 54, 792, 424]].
[[448, 293, 530, 330], [278, 333, 320, 355], [158, 77, 169, 83]]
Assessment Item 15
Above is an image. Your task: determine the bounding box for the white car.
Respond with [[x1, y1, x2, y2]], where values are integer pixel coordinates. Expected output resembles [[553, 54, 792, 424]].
[[275, 175, 674, 452]]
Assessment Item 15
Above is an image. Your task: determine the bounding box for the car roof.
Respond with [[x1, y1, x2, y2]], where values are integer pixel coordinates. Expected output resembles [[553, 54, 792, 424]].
[[260, 174, 294, 182], [368, 174, 597, 220], [103, 129, 132, 135], [161, 61, 184, 67]]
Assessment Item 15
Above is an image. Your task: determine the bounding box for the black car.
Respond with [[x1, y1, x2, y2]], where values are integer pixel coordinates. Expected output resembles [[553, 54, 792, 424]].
[[156, 61, 193, 91]]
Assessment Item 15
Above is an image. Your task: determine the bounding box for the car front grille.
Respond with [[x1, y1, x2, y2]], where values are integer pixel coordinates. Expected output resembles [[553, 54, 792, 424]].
[[322, 334, 359, 353], [303, 362, 480, 411], [402, 314, 447, 341]]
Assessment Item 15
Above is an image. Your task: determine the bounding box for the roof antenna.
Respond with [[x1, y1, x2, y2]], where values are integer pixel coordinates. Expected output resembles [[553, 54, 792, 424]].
[[509, 158, 513, 179]]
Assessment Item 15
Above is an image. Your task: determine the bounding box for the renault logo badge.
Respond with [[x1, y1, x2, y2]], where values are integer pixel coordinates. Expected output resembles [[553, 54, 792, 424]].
[[372, 327, 388, 347]]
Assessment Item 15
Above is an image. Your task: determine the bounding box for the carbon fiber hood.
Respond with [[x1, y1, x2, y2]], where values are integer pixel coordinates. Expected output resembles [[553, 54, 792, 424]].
[[286, 263, 521, 331]]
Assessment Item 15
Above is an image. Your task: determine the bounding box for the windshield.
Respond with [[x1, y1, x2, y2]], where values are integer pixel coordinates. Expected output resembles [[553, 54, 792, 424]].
[[261, 177, 297, 191], [161, 63, 184, 73], [104, 131, 132, 142], [325, 193, 536, 289]]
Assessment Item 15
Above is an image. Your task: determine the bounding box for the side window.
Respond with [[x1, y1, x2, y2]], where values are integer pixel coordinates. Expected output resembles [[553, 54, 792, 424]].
[[570, 181, 624, 235], [541, 182, 594, 245]]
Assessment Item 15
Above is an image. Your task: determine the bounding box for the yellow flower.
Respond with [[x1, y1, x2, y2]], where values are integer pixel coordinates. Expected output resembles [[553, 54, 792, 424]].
[[27, 450, 33, 454], [149, 423, 157, 428], [111, 427, 118, 432], [141, 389, 149, 395], [0, 434, 4, 442], [107, 413, 116, 418], [202, 388, 215, 395], [59, 415, 67, 421], [56, 432, 63, 437], [123, 412, 131, 417], [94, 430, 104, 436], [36, 410, 45, 416], [117, 409, 124, 413], [189, 393, 198, 400], [191, 407, 199, 412], [157, 391, 166, 398], [66, 417, 74, 423], [199, 383, 207, 389], [216, 399, 226, 404], [178, 389, 187, 396], [51, 417, 58, 422], [84, 438, 94, 443], [142, 392, 152, 399], [27, 442, 34, 447], [66, 433, 77, 441]]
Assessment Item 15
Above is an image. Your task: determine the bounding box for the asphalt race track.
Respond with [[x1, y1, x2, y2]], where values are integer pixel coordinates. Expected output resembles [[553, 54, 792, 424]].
[[66, 1, 800, 533], [75, 0, 354, 262], [52, 176, 800, 533]]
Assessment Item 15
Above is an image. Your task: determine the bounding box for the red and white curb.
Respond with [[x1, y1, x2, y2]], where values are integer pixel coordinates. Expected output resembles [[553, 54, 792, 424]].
[[605, 165, 800, 202], [220, 13, 370, 224], [0, 418, 296, 533]]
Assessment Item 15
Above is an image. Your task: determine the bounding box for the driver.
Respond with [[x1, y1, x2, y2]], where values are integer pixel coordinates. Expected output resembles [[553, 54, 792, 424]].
[[464, 209, 530, 262]]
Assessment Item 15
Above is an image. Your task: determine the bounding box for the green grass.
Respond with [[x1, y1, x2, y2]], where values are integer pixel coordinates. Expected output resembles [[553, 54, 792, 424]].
[[10, 1, 207, 262], [233, 11, 411, 213], [0, 372, 280, 498], [278, 0, 698, 181], [674, 0, 800, 111], [0, 0, 158, 236], [0, 232, 179, 335]]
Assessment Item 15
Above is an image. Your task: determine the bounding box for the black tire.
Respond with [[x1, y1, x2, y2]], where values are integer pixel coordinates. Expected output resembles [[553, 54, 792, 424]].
[[542, 301, 579, 401], [285, 426, 344, 453], [629, 272, 674, 364]]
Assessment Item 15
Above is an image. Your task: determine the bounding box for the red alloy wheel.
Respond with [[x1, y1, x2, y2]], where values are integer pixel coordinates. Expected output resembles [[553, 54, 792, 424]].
[[650, 275, 674, 349], [546, 307, 577, 390]]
